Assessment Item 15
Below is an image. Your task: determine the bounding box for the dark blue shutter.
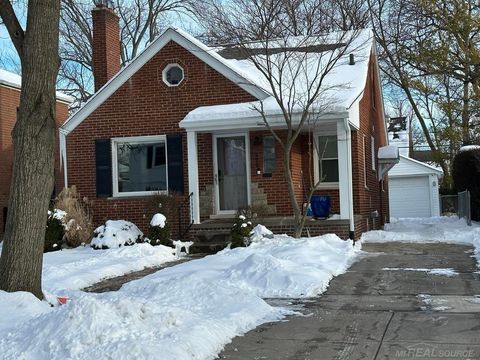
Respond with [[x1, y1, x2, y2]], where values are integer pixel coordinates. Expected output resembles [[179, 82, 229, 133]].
[[95, 139, 112, 198], [167, 134, 184, 194]]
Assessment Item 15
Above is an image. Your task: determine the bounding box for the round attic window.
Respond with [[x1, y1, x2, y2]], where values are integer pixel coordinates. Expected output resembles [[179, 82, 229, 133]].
[[162, 64, 184, 87]]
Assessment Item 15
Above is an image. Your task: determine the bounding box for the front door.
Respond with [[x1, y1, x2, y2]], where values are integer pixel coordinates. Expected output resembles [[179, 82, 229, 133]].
[[214, 134, 250, 214]]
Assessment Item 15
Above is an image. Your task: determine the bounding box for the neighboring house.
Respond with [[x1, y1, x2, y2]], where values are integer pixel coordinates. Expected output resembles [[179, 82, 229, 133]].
[[387, 116, 443, 218], [60, 4, 395, 240], [0, 69, 73, 235]]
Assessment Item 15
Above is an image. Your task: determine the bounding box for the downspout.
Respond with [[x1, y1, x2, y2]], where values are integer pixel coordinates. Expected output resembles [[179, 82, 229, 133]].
[[59, 129, 69, 188], [344, 117, 355, 240]]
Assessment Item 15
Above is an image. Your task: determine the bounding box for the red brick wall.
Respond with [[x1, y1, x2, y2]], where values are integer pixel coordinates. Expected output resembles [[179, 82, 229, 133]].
[[247, 131, 340, 217], [0, 84, 69, 234], [352, 54, 389, 232], [66, 42, 387, 239], [66, 41, 256, 234]]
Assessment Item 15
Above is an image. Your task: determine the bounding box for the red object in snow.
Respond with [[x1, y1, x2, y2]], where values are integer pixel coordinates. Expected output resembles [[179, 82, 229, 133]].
[[57, 296, 69, 305]]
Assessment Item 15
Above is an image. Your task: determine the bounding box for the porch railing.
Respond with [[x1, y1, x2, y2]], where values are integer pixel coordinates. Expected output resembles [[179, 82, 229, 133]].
[[177, 192, 194, 239]]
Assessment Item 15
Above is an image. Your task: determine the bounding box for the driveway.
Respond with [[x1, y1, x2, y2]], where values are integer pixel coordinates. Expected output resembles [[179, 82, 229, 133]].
[[219, 242, 480, 359]]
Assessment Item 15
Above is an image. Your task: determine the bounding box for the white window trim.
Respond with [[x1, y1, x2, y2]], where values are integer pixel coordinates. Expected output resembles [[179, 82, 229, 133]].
[[162, 63, 184, 87], [313, 132, 339, 189], [371, 135, 376, 171], [111, 135, 168, 198]]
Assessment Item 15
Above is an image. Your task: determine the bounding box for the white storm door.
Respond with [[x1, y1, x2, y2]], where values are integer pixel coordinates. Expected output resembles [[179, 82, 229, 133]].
[[213, 134, 250, 214]]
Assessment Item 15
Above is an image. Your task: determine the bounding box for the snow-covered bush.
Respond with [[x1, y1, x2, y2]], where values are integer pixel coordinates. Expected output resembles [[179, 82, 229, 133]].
[[54, 186, 94, 247], [91, 220, 144, 250], [148, 213, 171, 246], [45, 210, 65, 252], [231, 213, 254, 248]]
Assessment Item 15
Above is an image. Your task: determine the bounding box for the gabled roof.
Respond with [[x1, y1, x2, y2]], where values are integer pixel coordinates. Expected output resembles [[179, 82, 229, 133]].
[[0, 69, 74, 103], [181, 29, 376, 130], [389, 154, 443, 178], [61, 27, 270, 134]]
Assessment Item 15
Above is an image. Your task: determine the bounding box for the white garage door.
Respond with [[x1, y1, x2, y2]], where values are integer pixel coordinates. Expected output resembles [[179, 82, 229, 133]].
[[389, 176, 431, 218]]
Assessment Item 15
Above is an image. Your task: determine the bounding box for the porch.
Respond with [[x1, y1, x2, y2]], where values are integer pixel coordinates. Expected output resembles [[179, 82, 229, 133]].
[[182, 119, 355, 230]]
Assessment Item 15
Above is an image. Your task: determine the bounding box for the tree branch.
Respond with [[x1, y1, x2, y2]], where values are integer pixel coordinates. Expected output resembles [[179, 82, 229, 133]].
[[0, 0, 25, 55]]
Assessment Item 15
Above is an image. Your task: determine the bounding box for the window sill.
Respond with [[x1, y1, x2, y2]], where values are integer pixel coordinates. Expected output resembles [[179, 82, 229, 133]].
[[315, 183, 339, 190], [108, 191, 168, 200]]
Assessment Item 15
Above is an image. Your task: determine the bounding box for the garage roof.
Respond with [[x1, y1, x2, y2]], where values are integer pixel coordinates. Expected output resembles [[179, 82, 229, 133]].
[[389, 155, 443, 177]]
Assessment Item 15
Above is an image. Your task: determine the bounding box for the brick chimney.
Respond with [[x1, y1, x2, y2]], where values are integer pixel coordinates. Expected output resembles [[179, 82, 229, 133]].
[[91, 1, 120, 91]]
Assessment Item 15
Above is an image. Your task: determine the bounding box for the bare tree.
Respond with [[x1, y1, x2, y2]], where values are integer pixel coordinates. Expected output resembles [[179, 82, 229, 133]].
[[368, 0, 480, 191], [194, 0, 368, 43], [0, 0, 61, 299], [197, 0, 362, 237], [58, 0, 192, 105]]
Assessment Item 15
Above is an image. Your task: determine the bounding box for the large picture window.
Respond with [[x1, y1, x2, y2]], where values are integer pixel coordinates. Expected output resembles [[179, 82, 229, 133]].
[[112, 136, 168, 196], [317, 135, 339, 184]]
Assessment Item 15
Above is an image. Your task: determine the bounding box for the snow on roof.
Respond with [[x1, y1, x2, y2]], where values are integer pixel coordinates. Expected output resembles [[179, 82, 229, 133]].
[[181, 29, 374, 129], [61, 27, 270, 134], [389, 154, 443, 177], [378, 145, 399, 160], [0, 69, 74, 103]]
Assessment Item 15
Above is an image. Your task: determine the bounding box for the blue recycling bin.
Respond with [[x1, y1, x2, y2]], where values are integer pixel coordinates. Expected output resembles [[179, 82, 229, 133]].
[[310, 195, 331, 218]]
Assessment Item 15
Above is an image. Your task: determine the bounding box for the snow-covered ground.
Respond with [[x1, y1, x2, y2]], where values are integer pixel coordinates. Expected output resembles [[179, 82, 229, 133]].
[[361, 217, 480, 264], [42, 243, 177, 293], [0, 232, 360, 360]]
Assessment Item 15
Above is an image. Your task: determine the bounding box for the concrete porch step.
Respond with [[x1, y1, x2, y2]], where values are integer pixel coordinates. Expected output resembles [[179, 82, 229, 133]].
[[189, 241, 230, 254]]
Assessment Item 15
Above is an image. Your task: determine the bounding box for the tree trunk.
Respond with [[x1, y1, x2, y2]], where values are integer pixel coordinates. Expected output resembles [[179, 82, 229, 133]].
[[0, 0, 60, 300], [282, 145, 303, 238]]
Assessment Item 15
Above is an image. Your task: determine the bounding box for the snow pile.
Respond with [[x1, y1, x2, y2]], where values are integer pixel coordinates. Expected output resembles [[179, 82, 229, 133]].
[[150, 213, 167, 228], [362, 217, 480, 266], [459, 145, 480, 152], [0, 232, 361, 360], [42, 243, 177, 293], [91, 220, 143, 249], [249, 224, 273, 243], [0, 292, 51, 333]]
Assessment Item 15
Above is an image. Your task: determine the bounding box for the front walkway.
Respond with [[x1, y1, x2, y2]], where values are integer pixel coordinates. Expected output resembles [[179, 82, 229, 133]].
[[83, 254, 205, 293], [219, 242, 480, 359]]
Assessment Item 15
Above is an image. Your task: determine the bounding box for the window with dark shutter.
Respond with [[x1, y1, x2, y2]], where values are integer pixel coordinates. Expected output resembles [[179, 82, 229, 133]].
[[95, 139, 112, 197], [167, 134, 184, 194]]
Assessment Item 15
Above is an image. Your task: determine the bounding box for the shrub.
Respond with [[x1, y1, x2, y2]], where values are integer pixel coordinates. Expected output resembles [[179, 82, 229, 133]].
[[453, 147, 480, 221], [148, 213, 172, 246], [91, 220, 144, 249], [54, 186, 94, 247], [45, 211, 65, 252], [230, 210, 254, 248]]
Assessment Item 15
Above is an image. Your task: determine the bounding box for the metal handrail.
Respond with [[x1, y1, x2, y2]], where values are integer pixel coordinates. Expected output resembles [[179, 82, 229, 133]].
[[177, 192, 194, 239]]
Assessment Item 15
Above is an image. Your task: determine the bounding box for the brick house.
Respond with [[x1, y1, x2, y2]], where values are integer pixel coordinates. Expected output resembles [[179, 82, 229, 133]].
[[60, 5, 397, 240], [0, 69, 73, 234]]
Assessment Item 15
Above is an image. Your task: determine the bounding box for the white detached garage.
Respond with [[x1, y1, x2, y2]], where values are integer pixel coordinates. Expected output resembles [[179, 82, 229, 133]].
[[388, 155, 443, 218]]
